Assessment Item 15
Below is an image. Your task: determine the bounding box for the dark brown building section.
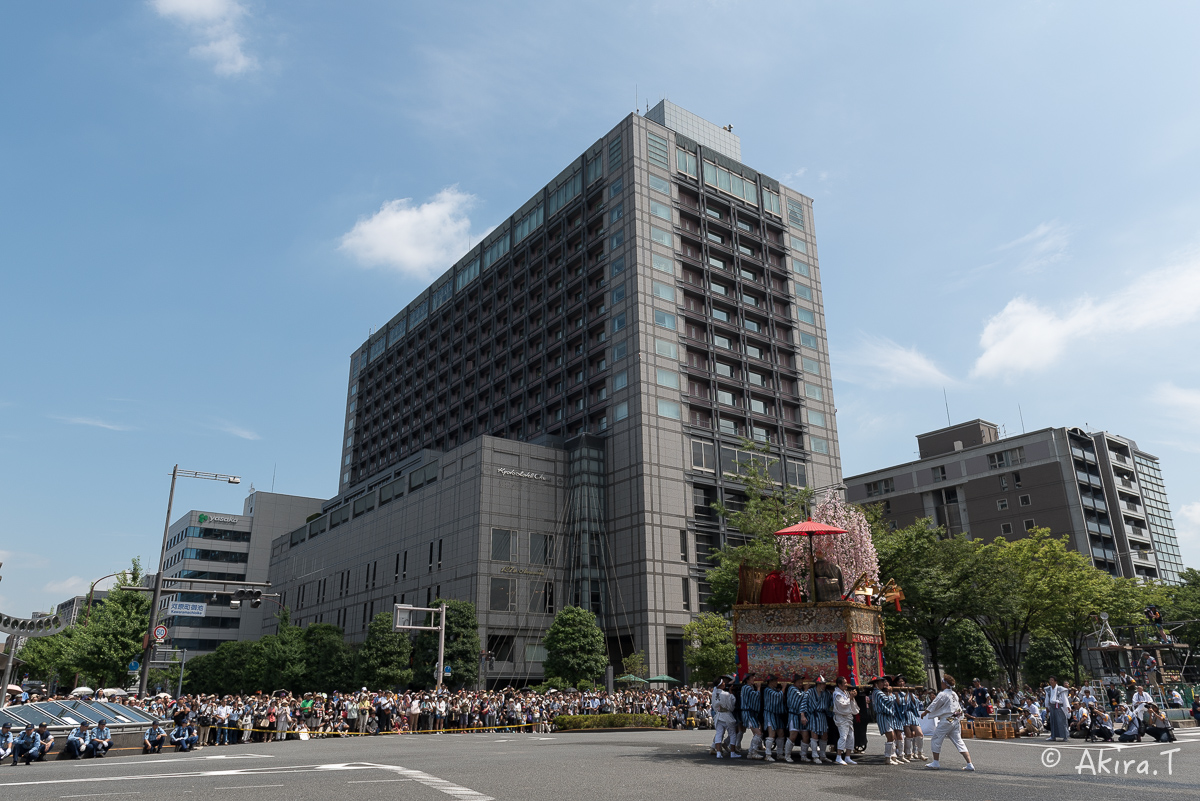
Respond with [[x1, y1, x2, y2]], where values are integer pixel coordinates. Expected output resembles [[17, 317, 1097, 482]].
[[917, 420, 1000, 459], [961, 462, 1076, 543]]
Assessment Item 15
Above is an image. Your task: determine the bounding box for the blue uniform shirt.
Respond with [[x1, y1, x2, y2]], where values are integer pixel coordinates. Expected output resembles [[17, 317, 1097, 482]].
[[763, 686, 786, 715]]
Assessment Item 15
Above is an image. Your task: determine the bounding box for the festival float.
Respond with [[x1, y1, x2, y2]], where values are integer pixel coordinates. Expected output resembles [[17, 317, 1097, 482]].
[[732, 493, 901, 684]]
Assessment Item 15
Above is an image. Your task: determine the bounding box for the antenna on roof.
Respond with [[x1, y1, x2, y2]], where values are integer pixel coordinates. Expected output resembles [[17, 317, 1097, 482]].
[[1019, 403, 1026, 434], [943, 387, 951, 427]]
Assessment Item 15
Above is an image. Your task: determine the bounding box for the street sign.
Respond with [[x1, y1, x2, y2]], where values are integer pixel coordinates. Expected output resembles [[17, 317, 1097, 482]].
[[153, 625, 168, 640], [444, 666, 452, 675], [128, 661, 140, 672], [167, 601, 206, 617]]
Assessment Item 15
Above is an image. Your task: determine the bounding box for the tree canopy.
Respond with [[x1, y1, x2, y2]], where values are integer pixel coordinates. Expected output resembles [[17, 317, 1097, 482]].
[[543, 606, 608, 686], [682, 612, 736, 684]]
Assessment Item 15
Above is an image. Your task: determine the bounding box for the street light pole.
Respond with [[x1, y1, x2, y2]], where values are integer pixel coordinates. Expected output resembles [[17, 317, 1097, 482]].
[[137, 465, 240, 698]]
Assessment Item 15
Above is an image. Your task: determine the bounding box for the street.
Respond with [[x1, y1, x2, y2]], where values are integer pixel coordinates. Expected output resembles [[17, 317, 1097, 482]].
[[2, 727, 1198, 801]]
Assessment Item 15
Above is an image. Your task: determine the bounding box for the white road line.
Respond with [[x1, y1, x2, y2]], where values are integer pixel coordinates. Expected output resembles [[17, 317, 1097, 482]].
[[361, 763, 493, 801], [115, 754, 273, 766], [61, 794, 141, 799], [214, 785, 285, 790], [348, 779, 413, 783]]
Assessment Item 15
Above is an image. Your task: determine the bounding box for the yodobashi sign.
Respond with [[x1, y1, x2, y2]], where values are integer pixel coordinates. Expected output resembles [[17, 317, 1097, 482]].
[[167, 601, 207, 617], [496, 468, 549, 481]]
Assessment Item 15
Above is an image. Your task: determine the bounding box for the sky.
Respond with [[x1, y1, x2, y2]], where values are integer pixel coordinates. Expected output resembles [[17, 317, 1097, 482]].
[[2, 1, 1200, 618]]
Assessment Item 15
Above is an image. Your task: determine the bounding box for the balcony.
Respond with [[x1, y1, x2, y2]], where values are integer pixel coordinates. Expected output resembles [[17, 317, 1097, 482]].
[[1071, 446, 1097, 462]]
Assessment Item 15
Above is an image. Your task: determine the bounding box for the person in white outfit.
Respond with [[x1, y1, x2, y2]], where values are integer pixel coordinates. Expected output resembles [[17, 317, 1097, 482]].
[[713, 676, 739, 759], [831, 676, 858, 765], [921, 674, 975, 771]]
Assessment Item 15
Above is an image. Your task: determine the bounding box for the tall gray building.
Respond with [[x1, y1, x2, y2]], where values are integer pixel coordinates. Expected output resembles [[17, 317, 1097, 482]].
[[846, 420, 1185, 584], [269, 102, 840, 682], [159, 491, 323, 655]]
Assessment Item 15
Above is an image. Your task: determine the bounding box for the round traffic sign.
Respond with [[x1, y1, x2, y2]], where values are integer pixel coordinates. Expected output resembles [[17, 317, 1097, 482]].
[[128, 660, 140, 672], [153, 625, 168, 640]]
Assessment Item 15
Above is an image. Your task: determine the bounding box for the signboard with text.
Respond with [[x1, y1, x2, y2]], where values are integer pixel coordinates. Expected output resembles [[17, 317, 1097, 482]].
[[167, 601, 207, 617]]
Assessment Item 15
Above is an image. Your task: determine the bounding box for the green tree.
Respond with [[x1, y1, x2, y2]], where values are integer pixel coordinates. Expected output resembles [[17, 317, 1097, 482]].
[[1044, 572, 1158, 686], [882, 622, 926, 683], [260, 609, 307, 692], [1022, 633, 1074, 686], [682, 612, 736, 684], [705, 442, 811, 613], [1164, 568, 1200, 649], [300, 624, 354, 693], [181, 640, 266, 695], [543, 606, 608, 686], [69, 559, 151, 689], [940, 619, 998, 685], [967, 530, 1088, 686], [873, 513, 974, 686], [412, 599, 480, 689], [621, 650, 647, 679], [16, 627, 78, 689], [356, 611, 414, 690]]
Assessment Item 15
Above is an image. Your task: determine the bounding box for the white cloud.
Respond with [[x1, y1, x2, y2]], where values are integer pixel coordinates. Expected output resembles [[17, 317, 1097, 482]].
[[152, 0, 257, 77], [997, 220, 1071, 273], [1176, 502, 1200, 570], [42, 576, 91, 596], [340, 187, 478, 281], [213, 420, 260, 440], [1154, 383, 1200, 423], [971, 255, 1200, 379], [54, 416, 135, 432], [783, 167, 807, 184], [837, 335, 955, 389]]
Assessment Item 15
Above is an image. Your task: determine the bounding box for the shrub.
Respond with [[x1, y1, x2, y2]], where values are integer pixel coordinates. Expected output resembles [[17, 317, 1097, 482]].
[[552, 714, 666, 730]]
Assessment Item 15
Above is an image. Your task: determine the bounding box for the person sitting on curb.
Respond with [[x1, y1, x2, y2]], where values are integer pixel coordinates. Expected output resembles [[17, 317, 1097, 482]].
[[33, 723, 55, 761], [0, 724, 13, 764], [171, 722, 199, 752], [144, 722, 167, 754], [91, 720, 113, 757], [64, 722, 93, 759], [12, 725, 42, 766]]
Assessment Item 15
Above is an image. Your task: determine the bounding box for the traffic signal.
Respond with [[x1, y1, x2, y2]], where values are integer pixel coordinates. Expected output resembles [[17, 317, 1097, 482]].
[[232, 589, 263, 609]]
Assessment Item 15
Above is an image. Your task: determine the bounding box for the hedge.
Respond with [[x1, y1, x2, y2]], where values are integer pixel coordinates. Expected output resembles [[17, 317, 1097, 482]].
[[553, 714, 667, 730]]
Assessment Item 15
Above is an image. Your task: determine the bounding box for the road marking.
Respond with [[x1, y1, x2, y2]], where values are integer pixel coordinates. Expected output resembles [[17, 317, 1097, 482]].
[[348, 779, 413, 783], [116, 754, 272, 766], [214, 785, 285, 790], [61, 794, 140, 799], [1, 761, 492, 801]]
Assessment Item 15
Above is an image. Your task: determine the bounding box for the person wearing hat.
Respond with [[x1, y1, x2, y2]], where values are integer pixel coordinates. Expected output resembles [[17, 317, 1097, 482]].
[[921, 673, 973, 771], [762, 675, 787, 763], [740, 674, 766, 760], [63, 721, 94, 759], [11, 724, 41, 766], [0, 723, 13, 763], [895, 675, 925, 762], [870, 676, 904, 765], [712, 676, 739, 758], [803, 676, 833, 763], [831, 676, 858, 765], [144, 721, 167, 754], [34, 722, 55, 761], [91, 719, 113, 757], [784, 675, 806, 763]]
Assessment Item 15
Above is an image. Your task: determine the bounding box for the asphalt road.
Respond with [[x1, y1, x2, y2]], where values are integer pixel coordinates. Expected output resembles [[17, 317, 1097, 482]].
[[2, 726, 1198, 801]]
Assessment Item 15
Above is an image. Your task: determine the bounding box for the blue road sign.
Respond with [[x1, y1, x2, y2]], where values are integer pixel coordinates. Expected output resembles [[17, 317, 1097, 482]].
[[128, 661, 140, 672]]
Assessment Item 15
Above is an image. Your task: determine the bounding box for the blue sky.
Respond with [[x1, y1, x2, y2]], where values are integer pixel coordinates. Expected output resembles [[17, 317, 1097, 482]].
[[3, 1, 1199, 616]]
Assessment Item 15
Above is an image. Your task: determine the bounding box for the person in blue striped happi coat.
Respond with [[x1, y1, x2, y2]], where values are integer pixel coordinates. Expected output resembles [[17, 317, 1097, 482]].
[[895, 675, 925, 762], [870, 676, 905, 765], [800, 677, 832, 763], [762, 676, 787, 763], [784, 675, 807, 763], [740, 675, 766, 760]]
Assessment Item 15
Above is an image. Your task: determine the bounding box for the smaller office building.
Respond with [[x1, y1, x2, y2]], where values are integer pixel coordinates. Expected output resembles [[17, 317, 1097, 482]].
[[846, 420, 1185, 584], [160, 491, 324, 655]]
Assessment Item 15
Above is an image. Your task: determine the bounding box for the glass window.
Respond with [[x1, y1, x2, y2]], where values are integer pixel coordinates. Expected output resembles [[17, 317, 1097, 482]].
[[702, 161, 758, 204], [808, 409, 826, 427], [612, 313, 626, 332], [610, 178, 623, 197], [794, 284, 813, 301], [654, 310, 676, 330], [799, 332, 818, 349], [650, 199, 671, 221], [744, 318, 761, 333], [717, 390, 736, 406], [482, 233, 510, 270], [652, 281, 676, 301], [652, 253, 675, 274], [548, 171, 583, 215], [713, 334, 733, 350], [710, 282, 728, 296], [614, 370, 628, 390], [676, 148, 698, 177], [650, 226, 672, 247], [810, 436, 829, 454], [750, 398, 769, 414], [712, 308, 730, 323], [648, 132, 670, 168], [610, 203, 624, 224], [656, 368, 679, 388], [490, 577, 514, 611], [715, 361, 733, 378], [793, 258, 810, 277], [797, 308, 816, 325], [708, 255, 726, 270], [657, 399, 682, 419], [763, 189, 781, 215], [609, 135, 622, 169], [615, 401, 629, 420], [455, 258, 481, 291], [613, 340, 627, 360], [612, 284, 626, 304], [804, 384, 823, 401], [648, 174, 671, 195], [719, 417, 739, 435], [655, 339, 678, 358], [611, 256, 625, 276], [692, 440, 717, 470], [610, 229, 624, 249], [491, 529, 512, 561], [802, 357, 821, 375], [790, 236, 808, 255], [745, 343, 764, 360], [787, 199, 806, 230], [512, 204, 544, 244]]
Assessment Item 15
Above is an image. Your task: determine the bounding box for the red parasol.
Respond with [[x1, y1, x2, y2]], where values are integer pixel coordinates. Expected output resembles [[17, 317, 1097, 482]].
[[774, 520, 847, 537], [774, 520, 847, 603]]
